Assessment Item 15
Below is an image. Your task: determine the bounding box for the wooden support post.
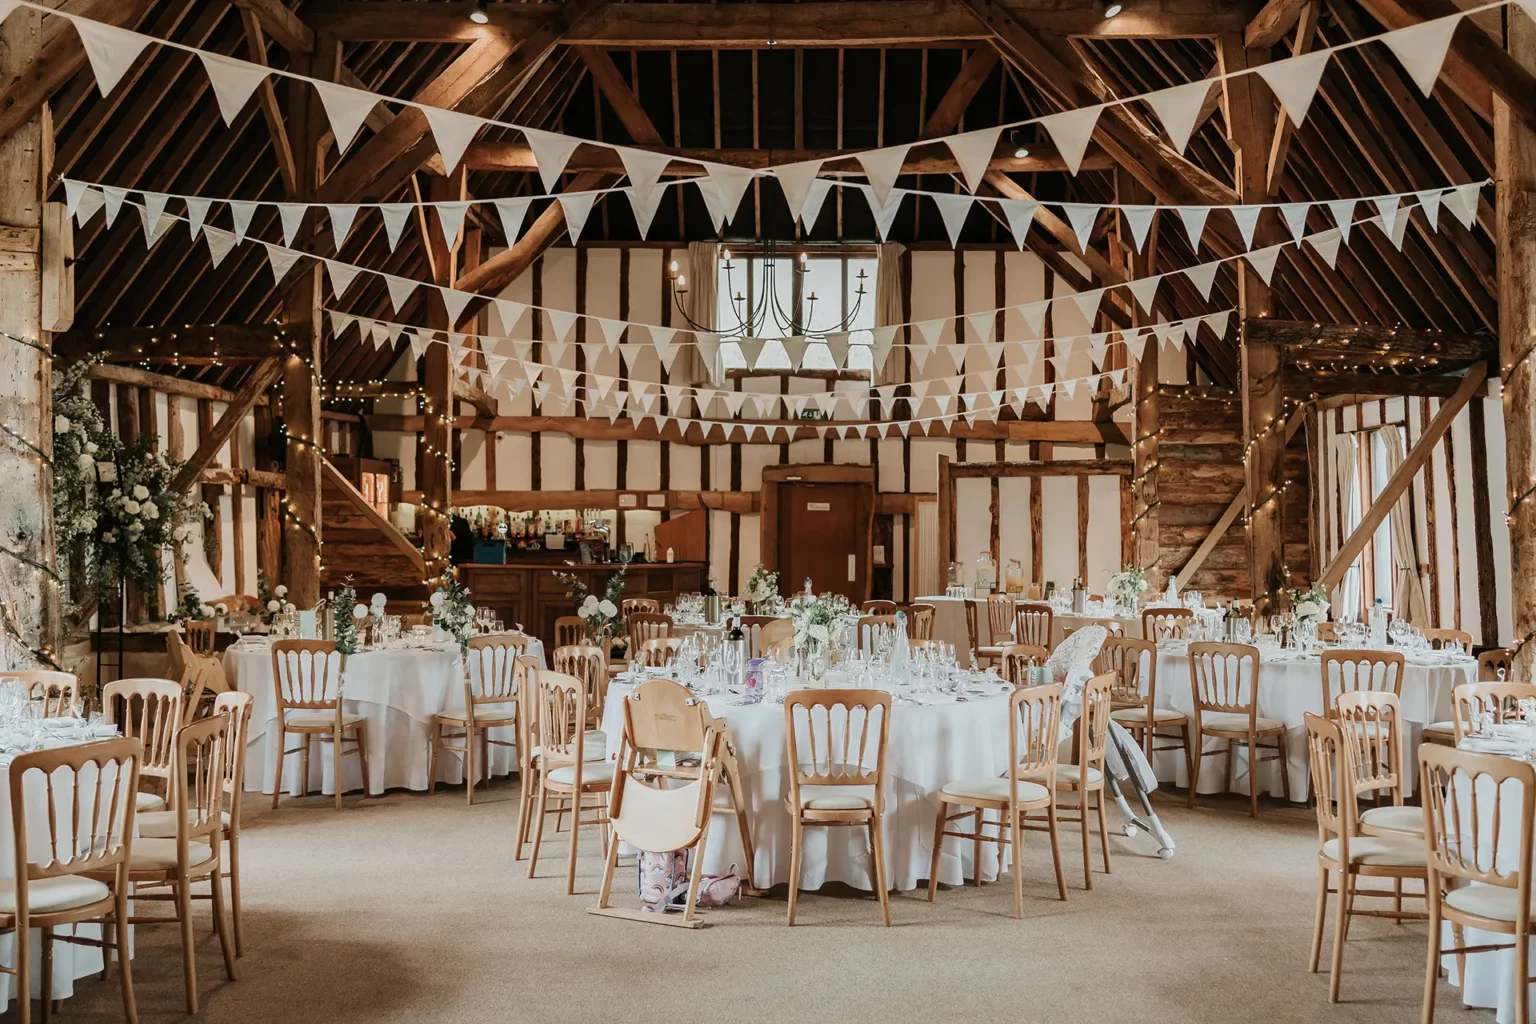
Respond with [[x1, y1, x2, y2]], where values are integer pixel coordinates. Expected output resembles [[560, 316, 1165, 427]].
[[0, 6, 59, 659], [1117, 169, 1161, 585], [281, 265, 323, 607], [1496, 11, 1536, 671], [1220, 34, 1283, 612], [421, 172, 463, 577], [937, 454, 952, 573]]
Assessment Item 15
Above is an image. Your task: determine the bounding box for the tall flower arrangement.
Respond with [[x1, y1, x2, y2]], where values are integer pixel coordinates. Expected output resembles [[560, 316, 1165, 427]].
[[1287, 582, 1331, 625], [429, 569, 475, 651], [1108, 566, 1149, 611], [557, 561, 630, 651], [334, 581, 362, 655], [788, 593, 838, 658]]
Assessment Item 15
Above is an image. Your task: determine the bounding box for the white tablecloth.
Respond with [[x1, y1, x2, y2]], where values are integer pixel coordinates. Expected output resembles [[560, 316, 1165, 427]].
[[1148, 645, 1472, 802], [914, 595, 1139, 651], [224, 638, 544, 796], [600, 680, 1022, 892]]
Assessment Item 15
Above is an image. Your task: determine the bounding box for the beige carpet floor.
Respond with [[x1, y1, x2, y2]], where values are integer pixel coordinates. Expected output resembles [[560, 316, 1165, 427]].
[[57, 783, 1472, 1024]]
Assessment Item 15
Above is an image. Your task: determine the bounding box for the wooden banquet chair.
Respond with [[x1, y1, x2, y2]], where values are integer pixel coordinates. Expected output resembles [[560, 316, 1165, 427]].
[[552, 616, 587, 650], [855, 614, 897, 653], [1422, 628, 1473, 650], [1053, 674, 1115, 889], [904, 603, 936, 641], [973, 594, 1017, 663], [627, 611, 674, 651], [927, 683, 1067, 918], [861, 600, 897, 615], [1419, 745, 1536, 1024], [1187, 643, 1290, 817], [103, 677, 184, 813], [515, 654, 593, 862], [526, 671, 615, 894], [998, 643, 1049, 687], [1333, 691, 1422, 840], [592, 679, 759, 926], [783, 689, 892, 926], [619, 598, 659, 620], [739, 615, 784, 658], [1097, 636, 1193, 777], [179, 652, 232, 726], [758, 617, 794, 655], [1422, 651, 1520, 745], [268, 639, 370, 811], [552, 643, 609, 733], [184, 619, 216, 657], [639, 636, 684, 668], [1013, 602, 1054, 651], [1320, 650, 1404, 714], [8, 669, 76, 718], [109, 715, 237, 1013], [1142, 606, 1194, 641], [1449, 680, 1536, 743], [1315, 621, 1340, 643], [1304, 714, 1426, 1004], [428, 634, 526, 804], [5, 738, 142, 1024]]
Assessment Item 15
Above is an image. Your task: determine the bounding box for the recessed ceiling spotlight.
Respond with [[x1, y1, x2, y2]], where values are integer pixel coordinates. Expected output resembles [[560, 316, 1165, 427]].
[[1100, 1, 1125, 17], [1014, 146, 1030, 158], [469, 1, 490, 25]]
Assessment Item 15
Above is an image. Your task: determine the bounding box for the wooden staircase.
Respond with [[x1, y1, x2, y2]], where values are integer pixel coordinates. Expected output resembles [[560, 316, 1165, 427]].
[[318, 459, 429, 601], [1155, 391, 1310, 599]]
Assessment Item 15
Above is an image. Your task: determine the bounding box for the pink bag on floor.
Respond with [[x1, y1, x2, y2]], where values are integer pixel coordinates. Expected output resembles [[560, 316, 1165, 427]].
[[695, 865, 742, 908], [637, 850, 689, 911]]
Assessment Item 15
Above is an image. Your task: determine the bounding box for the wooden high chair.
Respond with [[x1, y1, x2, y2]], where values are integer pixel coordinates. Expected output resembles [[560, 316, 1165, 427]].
[[591, 679, 759, 928]]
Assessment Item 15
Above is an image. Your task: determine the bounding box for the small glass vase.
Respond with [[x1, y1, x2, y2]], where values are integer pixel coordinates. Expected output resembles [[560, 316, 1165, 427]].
[[798, 642, 827, 686]]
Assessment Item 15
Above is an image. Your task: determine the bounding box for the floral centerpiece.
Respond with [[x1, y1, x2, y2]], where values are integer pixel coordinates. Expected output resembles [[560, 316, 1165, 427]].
[[745, 563, 781, 612], [1288, 582, 1331, 625], [257, 577, 293, 626], [429, 569, 475, 651], [556, 560, 630, 653], [168, 583, 205, 624], [789, 592, 838, 679], [334, 581, 362, 655], [1108, 566, 1149, 612]]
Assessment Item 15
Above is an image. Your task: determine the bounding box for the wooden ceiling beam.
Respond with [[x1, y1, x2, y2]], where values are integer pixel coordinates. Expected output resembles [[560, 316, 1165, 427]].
[[1264, 0, 1319, 196], [55, 324, 292, 362], [1245, 0, 1313, 48], [922, 46, 1000, 138], [229, 0, 314, 54], [237, 8, 300, 198], [1284, 369, 1478, 398], [573, 45, 665, 146], [168, 358, 284, 493], [1245, 317, 1494, 359]]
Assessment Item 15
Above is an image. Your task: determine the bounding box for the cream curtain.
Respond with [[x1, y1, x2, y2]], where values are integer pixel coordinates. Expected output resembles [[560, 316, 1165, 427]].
[[683, 241, 719, 383], [1380, 427, 1429, 625], [875, 242, 905, 384], [1330, 433, 1362, 619]]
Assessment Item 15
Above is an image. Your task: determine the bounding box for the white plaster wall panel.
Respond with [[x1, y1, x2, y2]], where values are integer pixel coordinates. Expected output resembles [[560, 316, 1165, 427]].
[[669, 442, 702, 490], [540, 435, 577, 490], [1482, 396, 1513, 645], [739, 444, 778, 491], [737, 513, 762, 583], [998, 477, 1031, 582], [1038, 475, 1079, 588], [831, 440, 869, 466], [626, 440, 662, 490], [497, 431, 532, 490], [1450, 412, 1480, 642], [787, 439, 823, 464], [1087, 474, 1122, 593], [583, 439, 618, 489], [1048, 265, 1094, 421], [877, 439, 906, 491], [908, 439, 956, 493], [539, 248, 578, 417], [709, 509, 733, 588], [458, 430, 487, 490], [954, 478, 991, 569]]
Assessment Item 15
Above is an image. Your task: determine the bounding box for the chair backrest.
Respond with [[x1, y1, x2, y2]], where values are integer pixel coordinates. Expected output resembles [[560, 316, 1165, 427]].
[[1188, 642, 1260, 717], [1305, 713, 1354, 848], [1423, 628, 1473, 651], [270, 639, 342, 709], [1334, 690, 1405, 804], [1027, 584, 1043, 600], [1142, 606, 1194, 641], [784, 690, 890, 811], [759, 617, 794, 654], [8, 738, 141, 893], [212, 690, 253, 813], [1320, 649, 1405, 712], [856, 615, 897, 652], [166, 628, 192, 683], [1316, 621, 1339, 642], [10, 670, 77, 718], [1421, 743, 1535, 908], [640, 636, 683, 668], [861, 600, 896, 616], [513, 654, 541, 769], [619, 678, 711, 764], [1014, 602, 1054, 649], [1075, 674, 1114, 773], [179, 654, 231, 726], [986, 594, 1015, 641], [552, 615, 587, 649], [628, 612, 674, 648], [102, 677, 184, 775], [534, 670, 592, 768], [1451, 680, 1536, 742], [185, 619, 216, 656], [740, 616, 785, 659], [998, 643, 1049, 686], [963, 599, 982, 657], [552, 644, 608, 725], [1094, 636, 1156, 710], [610, 680, 724, 854], [173, 715, 229, 852], [1009, 683, 1063, 785], [1479, 648, 1515, 682], [620, 598, 660, 620], [467, 633, 528, 703], [905, 603, 936, 641]]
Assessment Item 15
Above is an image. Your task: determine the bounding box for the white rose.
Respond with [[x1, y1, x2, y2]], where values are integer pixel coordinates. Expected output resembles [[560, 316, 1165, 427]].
[[110, 488, 120, 498], [1295, 600, 1321, 620], [370, 592, 386, 608], [274, 585, 288, 597], [199, 604, 214, 618], [353, 604, 368, 619], [581, 594, 599, 612], [215, 603, 227, 615], [84, 441, 97, 455], [122, 499, 140, 515], [101, 531, 115, 543], [266, 600, 281, 613], [430, 592, 445, 608], [127, 521, 143, 535], [53, 415, 69, 434], [282, 602, 295, 614], [76, 453, 93, 471], [132, 485, 149, 501], [142, 501, 159, 519], [598, 599, 617, 617], [578, 606, 594, 619]]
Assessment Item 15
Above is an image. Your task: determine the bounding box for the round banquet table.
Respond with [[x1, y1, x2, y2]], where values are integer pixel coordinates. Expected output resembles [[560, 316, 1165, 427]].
[[1147, 643, 1473, 801], [224, 637, 545, 797], [600, 678, 1021, 892], [0, 728, 131, 1009]]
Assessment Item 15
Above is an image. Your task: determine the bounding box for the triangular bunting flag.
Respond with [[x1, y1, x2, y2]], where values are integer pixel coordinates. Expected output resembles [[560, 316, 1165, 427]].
[[1184, 260, 1220, 300], [435, 200, 472, 250], [648, 326, 679, 372], [1306, 227, 1343, 269], [183, 196, 210, 240], [136, 201, 172, 245], [998, 198, 1039, 250], [864, 186, 906, 241], [1069, 287, 1105, 324], [379, 203, 411, 251], [1280, 202, 1311, 244], [702, 162, 756, 222], [494, 197, 531, 242], [203, 225, 235, 268], [197, 51, 268, 126], [1063, 203, 1099, 253], [261, 243, 301, 284], [440, 287, 473, 327], [931, 192, 974, 245], [327, 204, 359, 251], [1327, 199, 1357, 245], [277, 202, 306, 247], [856, 144, 911, 206], [1017, 300, 1049, 336], [312, 80, 379, 154], [1255, 50, 1331, 127], [1244, 245, 1283, 285], [558, 192, 597, 243], [1127, 274, 1161, 314], [1203, 310, 1232, 339], [324, 259, 359, 299], [385, 275, 417, 312], [800, 178, 835, 230], [328, 311, 354, 339], [597, 317, 627, 349], [625, 186, 665, 239], [1143, 80, 1213, 155], [945, 126, 1003, 194], [966, 311, 996, 345], [616, 147, 673, 211], [73, 19, 151, 98], [420, 105, 482, 175], [1446, 182, 1481, 230], [1123, 206, 1156, 253], [1231, 205, 1262, 251], [494, 299, 526, 334], [1381, 14, 1462, 97], [525, 128, 582, 192], [1039, 105, 1104, 176], [1373, 194, 1401, 239], [915, 318, 946, 348], [772, 159, 824, 223], [1124, 329, 1148, 362], [547, 309, 578, 343], [1177, 206, 1211, 251], [62, 179, 88, 219], [1416, 189, 1443, 231]]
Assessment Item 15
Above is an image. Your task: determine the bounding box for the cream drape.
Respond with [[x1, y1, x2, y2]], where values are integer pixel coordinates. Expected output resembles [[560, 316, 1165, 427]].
[[1329, 433, 1362, 619], [1380, 427, 1429, 625], [683, 241, 718, 383], [875, 242, 905, 383]]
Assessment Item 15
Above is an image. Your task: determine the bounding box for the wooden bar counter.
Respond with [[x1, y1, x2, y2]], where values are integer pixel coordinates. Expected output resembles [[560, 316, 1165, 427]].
[[459, 560, 706, 646]]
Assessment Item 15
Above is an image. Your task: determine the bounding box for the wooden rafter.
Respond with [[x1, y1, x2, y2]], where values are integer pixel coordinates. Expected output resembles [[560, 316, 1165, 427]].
[[167, 358, 283, 492], [237, 7, 299, 198], [1245, 0, 1313, 48], [573, 45, 664, 146], [1264, 0, 1319, 196]]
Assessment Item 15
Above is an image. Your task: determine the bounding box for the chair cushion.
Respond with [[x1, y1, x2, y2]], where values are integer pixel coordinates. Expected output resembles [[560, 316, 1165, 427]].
[[797, 786, 874, 811], [0, 876, 110, 915], [976, 645, 1005, 657], [1111, 706, 1187, 725], [438, 704, 517, 726], [128, 838, 215, 872], [940, 777, 1051, 805], [285, 711, 366, 730], [530, 730, 608, 763], [1055, 764, 1104, 787], [545, 761, 616, 787], [137, 810, 231, 839], [1445, 883, 1533, 922], [1319, 835, 1425, 868], [135, 791, 165, 812], [1359, 804, 1426, 837], [1201, 712, 1285, 734], [1422, 721, 1455, 738]]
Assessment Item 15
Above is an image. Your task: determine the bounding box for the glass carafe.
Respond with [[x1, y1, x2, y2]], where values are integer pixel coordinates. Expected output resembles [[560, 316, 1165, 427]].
[[1005, 558, 1024, 594], [973, 551, 997, 597]]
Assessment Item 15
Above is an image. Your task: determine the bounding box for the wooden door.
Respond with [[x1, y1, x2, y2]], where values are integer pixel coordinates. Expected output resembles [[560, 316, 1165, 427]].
[[777, 483, 866, 601]]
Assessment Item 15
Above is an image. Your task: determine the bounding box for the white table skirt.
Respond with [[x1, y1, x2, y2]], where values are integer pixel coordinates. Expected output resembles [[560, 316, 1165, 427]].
[[1148, 647, 1471, 802], [224, 639, 545, 796], [601, 681, 1026, 892]]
